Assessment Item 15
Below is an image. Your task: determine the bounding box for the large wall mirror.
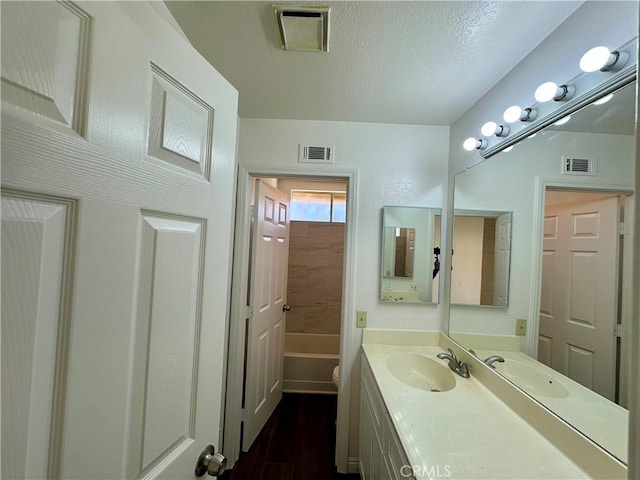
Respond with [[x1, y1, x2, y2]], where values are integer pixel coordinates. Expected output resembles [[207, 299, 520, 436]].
[[380, 206, 440, 303], [450, 78, 636, 464]]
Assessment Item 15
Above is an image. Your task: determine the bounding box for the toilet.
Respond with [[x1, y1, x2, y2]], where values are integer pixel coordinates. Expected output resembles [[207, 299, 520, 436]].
[[332, 365, 340, 388]]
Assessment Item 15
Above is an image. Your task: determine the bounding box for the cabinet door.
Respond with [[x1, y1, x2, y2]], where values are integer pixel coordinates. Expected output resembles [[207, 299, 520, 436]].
[[384, 414, 412, 479], [360, 357, 385, 479]]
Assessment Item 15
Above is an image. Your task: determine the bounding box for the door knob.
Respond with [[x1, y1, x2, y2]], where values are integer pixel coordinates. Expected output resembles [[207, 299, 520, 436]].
[[195, 444, 227, 477], [282, 304, 292, 312]]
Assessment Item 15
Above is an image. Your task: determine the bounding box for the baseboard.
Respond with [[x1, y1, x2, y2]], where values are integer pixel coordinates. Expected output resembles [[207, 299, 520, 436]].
[[347, 457, 360, 475]]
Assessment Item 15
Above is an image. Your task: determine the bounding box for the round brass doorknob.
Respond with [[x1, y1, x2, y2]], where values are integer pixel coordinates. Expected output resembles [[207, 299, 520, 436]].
[[282, 304, 292, 312], [195, 444, 226, 477]]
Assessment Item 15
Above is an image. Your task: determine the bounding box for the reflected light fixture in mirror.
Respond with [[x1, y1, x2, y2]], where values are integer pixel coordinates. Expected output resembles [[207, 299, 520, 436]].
[[553, 115, 571, 126]]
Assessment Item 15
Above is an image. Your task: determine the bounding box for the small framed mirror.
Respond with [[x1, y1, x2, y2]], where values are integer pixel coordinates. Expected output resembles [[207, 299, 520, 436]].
[[380, 206, 441, 304]]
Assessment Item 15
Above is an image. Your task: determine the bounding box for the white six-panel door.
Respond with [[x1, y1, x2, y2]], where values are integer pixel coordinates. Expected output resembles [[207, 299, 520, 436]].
[[538, 196, 619, 400], [1, 2, 238, 478], [493, 212, 512, 307], [243, 180, 290, 451]]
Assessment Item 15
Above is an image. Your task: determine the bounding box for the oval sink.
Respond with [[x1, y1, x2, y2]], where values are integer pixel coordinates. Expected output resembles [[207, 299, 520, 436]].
[[386, 353, 456, 392], [494, 360, 569, 398]]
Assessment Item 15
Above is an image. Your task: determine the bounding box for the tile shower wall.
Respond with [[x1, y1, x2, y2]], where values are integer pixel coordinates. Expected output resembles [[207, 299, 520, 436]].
[[286, 221, 345, 334]]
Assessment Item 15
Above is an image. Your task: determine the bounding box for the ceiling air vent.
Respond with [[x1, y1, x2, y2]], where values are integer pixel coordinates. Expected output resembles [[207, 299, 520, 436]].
[[299, 144, 334, 164], [562, 156, 597, 176], [273, 5, 330, 52]]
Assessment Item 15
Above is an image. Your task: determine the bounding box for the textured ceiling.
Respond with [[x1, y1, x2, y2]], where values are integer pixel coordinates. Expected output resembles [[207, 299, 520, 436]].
[[166, 1, 583, 125]]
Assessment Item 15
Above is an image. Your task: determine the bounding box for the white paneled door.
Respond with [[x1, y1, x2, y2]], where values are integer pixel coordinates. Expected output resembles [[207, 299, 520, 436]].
[[538, 196, 619, 400], [1, 2, 238, 479], [243, 180, 290, 451], [493, 212, 512, 307]]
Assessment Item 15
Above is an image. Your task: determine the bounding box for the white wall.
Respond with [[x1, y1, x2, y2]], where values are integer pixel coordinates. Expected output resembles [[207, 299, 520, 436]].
[[239, 119, 448, 464], [239, 119, 449, 330], [449, 131, 634, 349]]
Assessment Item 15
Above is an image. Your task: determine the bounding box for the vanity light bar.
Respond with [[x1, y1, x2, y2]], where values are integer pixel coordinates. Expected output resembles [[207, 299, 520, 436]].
[[465, 36, 638, 159]]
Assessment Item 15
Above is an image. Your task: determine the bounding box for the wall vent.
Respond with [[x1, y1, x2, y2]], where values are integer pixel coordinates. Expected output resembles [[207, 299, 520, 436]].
[[562, 156, 597, 176], [299, 144, 334, 164]]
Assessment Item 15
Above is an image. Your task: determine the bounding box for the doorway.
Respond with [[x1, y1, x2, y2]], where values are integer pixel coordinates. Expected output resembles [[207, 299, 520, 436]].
[[224, 167, 358, 474], [537, 187, 632, 405]]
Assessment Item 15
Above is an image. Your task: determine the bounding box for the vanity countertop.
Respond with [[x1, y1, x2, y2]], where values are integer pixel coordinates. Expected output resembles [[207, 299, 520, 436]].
[[362, 343, 591, 479]]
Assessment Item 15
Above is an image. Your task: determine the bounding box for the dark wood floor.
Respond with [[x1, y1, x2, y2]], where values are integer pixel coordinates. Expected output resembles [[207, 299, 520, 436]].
[[221, 393, 360, 480]]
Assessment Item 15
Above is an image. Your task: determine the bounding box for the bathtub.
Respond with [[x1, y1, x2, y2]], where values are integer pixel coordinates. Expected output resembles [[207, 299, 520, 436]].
[[283, 333, 340, 394]]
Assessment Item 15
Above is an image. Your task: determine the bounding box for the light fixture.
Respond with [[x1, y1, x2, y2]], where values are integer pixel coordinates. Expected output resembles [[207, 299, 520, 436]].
[[481, 121, 510, 137], [535, 82, 575, 102], [274, 5, 330, 52], [554, 115, 571, 126], [579, 46, 629, 72], [503, 106, 537, 123], [463, 137, 487, 151], [481, 121, 498, 136], [503, 106, 522, 123], [593, 93, 613, 105]]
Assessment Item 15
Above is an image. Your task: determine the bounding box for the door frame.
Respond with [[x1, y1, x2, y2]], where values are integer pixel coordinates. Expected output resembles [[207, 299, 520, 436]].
[[223, 165, 359, 473], [528, 177, 634, 404]]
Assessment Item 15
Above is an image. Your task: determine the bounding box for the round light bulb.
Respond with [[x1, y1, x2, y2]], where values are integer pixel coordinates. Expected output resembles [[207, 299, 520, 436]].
[[554, 115, 571, 126], [579, 46, 613, 72], [535, 82, 559, 102], [503, 146, 514, 152], [503, 106, 522, 123], [463, 137, 478, 151], [593, 94, 613, 105], [481, 121, 498, 136]]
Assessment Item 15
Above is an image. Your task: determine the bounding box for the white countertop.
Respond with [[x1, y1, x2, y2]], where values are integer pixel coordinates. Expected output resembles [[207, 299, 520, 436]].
[[362, 343, 591, 479]]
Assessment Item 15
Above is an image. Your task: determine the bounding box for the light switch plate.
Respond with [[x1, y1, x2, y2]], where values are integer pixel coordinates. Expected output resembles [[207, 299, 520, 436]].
[[356, 311, 367, 328], [515, 318, 527, 336]]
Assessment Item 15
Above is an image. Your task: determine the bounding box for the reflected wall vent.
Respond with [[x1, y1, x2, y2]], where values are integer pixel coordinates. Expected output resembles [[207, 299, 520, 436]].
[[298, 144, 334, 164], [562, 156, 597, 176]]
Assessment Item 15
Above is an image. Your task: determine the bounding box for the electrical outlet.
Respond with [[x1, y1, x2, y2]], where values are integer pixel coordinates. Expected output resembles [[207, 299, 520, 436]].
[[515, 318, 527, 336], [356, 311, 367, 328]]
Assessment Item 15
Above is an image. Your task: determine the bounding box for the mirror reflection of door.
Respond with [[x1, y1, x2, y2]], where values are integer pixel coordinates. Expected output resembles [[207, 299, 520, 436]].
[[446, 212, 512, 306], [539, 190, 623, 402], [393, 227, 415, 277]]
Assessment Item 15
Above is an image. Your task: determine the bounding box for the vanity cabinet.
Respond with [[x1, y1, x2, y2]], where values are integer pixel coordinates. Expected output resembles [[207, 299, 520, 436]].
[[360, 354, 412, 480]]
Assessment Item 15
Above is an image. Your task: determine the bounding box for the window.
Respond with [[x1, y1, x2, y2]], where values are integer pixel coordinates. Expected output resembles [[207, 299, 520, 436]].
[[291, 190, 346, 223]]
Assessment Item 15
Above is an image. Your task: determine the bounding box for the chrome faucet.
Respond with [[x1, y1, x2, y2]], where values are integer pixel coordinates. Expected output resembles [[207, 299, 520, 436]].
[[468, 349, 504, 369], [483, 355, 505, 369], [437, 348, 471, 378]]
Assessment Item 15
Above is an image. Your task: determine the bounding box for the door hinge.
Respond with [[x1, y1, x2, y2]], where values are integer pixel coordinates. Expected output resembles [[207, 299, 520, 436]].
[[246, 306, 253, 320], [241, 407, 246, 421], [614, 324, 623, 338], [250, 205, 256, 224], [619, 222, 625, 235]]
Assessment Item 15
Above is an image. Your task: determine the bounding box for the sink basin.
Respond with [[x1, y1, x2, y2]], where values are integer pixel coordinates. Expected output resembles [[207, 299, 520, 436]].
[[494, 360, 569, 398], [385, 353, 456, 392]]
